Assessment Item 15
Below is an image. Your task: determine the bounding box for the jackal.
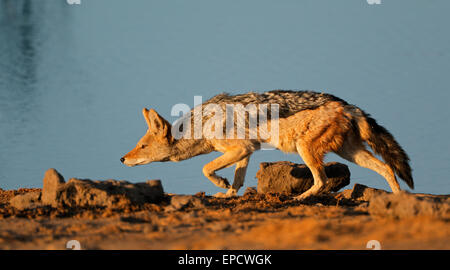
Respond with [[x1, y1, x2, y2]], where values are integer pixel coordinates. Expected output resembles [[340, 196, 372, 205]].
[[121, 90, 413, 199]]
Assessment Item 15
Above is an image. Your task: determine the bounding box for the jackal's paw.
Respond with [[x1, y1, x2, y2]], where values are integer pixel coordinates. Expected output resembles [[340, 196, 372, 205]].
[[293, 185, 324, 201], [213, 189, 237, 199], [293, 192, 312, 201], [225, 188, 238, 197]]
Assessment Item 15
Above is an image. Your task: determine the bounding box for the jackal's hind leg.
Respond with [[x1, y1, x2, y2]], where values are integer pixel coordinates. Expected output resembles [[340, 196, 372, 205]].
[[202, 148, 251, 196], [336, 142, 401, 193], [294, 145, 328, 201]]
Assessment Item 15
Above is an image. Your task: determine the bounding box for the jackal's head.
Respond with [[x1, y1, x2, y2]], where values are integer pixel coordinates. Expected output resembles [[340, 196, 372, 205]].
[[120, 108, 174, 167]]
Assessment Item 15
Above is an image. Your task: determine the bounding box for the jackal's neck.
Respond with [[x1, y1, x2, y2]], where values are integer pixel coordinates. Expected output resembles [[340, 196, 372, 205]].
[[169, 138, 212, 162]]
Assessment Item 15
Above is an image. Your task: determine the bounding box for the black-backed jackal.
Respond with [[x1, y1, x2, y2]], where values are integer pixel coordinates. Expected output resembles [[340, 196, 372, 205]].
[[121, 90, 413, 199]]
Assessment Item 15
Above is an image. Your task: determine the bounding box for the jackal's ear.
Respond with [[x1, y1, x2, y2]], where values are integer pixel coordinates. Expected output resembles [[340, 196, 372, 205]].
[[142, 108, 152, 128], [146, 108, 172, 140]]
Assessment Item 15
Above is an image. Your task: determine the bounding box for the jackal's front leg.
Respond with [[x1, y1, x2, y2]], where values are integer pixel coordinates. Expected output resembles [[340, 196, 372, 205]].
[[216, 156, 250, 198], [202, 149, 251, 197]]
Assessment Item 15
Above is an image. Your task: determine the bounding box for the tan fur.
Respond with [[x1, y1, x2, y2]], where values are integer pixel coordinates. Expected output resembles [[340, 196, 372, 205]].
[[122, 97, 409, 199]]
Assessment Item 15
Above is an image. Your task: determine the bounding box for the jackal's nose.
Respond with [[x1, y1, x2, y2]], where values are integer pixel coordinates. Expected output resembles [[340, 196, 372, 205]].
[[120, 157, 125, 163]]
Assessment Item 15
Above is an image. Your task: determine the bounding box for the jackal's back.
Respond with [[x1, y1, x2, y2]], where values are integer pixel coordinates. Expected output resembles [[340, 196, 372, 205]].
[[202, 90, 348, 119]]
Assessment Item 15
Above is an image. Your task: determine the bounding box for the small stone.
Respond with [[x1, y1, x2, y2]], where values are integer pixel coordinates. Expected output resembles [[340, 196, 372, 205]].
[[351, 184, 388, 201], [170, 195, 204, 210], [209, 223, 232, 232], [337, 189, 353, 200], [243, 187, 257, 197], [194, 191, 206, 198]]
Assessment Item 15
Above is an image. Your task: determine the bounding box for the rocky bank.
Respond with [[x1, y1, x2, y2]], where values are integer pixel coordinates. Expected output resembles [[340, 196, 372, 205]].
[[0, 163, 449, 250]]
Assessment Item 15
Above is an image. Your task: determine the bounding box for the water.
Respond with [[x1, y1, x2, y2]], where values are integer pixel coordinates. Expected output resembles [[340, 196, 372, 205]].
[[0, 0, 449, 195]]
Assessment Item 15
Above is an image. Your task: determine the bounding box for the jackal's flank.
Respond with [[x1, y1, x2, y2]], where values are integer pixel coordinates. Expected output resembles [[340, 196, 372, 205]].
[[121, 90, 413, 199]]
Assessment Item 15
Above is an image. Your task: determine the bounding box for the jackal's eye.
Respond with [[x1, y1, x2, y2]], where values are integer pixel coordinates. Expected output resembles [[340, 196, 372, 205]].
[[141, 145, 147, 149]]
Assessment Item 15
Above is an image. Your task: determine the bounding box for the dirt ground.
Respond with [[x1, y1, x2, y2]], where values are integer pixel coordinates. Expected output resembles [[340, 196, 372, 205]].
[[0, 188, 449, 250]]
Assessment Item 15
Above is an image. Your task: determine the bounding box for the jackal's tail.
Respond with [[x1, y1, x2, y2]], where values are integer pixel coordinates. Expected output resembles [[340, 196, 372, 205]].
[[354, 109, 414, 189]]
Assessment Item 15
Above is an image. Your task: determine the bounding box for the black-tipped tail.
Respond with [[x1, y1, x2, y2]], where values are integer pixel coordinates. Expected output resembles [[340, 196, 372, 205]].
[[362, 115, 414, 189]]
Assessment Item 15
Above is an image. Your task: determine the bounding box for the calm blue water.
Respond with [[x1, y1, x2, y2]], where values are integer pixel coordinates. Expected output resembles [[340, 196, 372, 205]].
[[0, 0, 449, 195]]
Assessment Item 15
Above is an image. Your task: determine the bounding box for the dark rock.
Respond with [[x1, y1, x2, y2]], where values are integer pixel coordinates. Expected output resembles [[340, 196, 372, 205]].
[[368, 191, 450, 219], [10, 191, 41, 210], [147, 179, 164, 193], [256, 161, 350, 194]]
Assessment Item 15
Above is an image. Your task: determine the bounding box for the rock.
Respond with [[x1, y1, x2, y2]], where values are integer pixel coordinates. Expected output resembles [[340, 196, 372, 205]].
[[337, 189, 353, 200], [39, 169, 165, 208], [256, 161, 350, 194], [42, 168, 65, 205], [52, 178, 164, 208], [194, 191, 206, 198], [368, 191, 450, 219], [9, 168, 166, 209], [339, 183, 388, 201], [169, 195, 204, 211], [10, 191, 41, 210], [243, 187, 257, 197], [147, 180, 164, 195]]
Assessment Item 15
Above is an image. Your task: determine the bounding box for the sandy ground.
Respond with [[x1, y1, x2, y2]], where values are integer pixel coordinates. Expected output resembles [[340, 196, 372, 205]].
[[0, 188, 449, 250]]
